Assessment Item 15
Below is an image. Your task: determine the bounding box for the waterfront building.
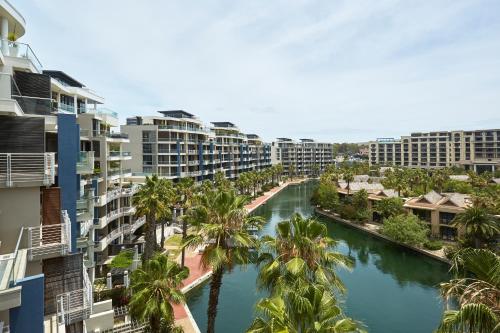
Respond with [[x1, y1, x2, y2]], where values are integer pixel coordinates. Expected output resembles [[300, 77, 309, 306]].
[[369, 129, 500, 173], [121, 112, 272, 182], [0, 3, 134, 331], [271, 138, 334, 176]]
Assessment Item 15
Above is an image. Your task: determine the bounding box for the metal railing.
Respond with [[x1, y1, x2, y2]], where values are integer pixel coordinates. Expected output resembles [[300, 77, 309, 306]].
[[1, 39, 43, 72], [0, 153, 55, 187], [123, 216, 146, 234], [26, 210, 71, 261], [56, 263, 93, 325]]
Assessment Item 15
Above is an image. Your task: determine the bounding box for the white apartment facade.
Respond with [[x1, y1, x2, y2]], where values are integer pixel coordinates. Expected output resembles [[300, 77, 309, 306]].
[[369, 129, 500, 173], [271, 138, 334, 176], [121, 111, 272, 182]]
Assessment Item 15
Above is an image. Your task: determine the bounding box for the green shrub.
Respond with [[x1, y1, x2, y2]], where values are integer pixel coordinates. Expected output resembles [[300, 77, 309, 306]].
[[443, 244, 460, 259], [423, 240, 443, 251], [380, 214, 429, 247], [109, 250, 134, 269]]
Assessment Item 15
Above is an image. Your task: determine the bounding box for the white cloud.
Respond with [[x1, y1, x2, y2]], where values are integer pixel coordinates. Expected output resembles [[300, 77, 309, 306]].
[[16, 0, 500, 142]]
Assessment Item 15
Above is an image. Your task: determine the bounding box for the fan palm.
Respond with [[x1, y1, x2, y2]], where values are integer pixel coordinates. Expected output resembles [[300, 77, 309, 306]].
[[247, 280, 363, 333], [129, 254, 188, 333], [452, 207, 499, 248], [176, 177, 195, 267], [134, 175, 173, 261], [437, 248, 500, 333], [257, 213, 352, 294], [183, 189, 265, 333], [343, 171, 354, 195]]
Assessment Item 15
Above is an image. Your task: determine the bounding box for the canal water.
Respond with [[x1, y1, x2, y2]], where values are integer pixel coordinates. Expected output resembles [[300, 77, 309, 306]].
[[187, 181, 451, 332]]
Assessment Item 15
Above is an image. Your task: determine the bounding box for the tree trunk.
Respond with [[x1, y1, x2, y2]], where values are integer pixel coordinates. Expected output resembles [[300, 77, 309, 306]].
[[206, 268, 224, 333], [144, 215, 156, 261], [181, 217, 187, 268], [160, 219, 166, 249]]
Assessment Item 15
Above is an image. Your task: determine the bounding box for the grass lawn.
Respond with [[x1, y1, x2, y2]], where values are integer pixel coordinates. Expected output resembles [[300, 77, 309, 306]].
[[165, 234, 183, 246]]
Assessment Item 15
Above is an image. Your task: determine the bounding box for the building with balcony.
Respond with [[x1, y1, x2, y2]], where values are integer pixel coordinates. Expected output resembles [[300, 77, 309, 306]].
[[368, 129, 500, 173], [271, 138, 334, 176], [0, 2, 129, 332], [121, 111, 272, 182]]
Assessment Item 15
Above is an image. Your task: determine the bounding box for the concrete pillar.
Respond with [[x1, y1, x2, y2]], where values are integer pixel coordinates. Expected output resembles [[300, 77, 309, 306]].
[[430, 210, 440, 238], [106, 273, 112, 289], [124, 271, 129, 288], [1, 17, 8, 55]]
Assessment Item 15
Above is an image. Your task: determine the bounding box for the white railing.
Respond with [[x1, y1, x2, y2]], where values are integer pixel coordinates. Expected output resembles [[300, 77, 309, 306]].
[[122, 184, 140, 196], [77, 151, 94, 175], [0, 153, 55, 187], [80, 218, 93, 238], [106, 188, 122, 201], [123, 216, 146, 234], [56, 264, 93, 325], [26, 210, 71, 261]]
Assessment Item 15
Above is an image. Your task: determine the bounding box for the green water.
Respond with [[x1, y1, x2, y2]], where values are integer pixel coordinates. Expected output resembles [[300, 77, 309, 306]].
[[187, 181, 451, 332]]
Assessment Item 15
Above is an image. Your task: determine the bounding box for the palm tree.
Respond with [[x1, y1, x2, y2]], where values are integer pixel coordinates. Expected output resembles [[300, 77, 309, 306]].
[[176, 177, 195, 267], [275, 164, 284, 183], [183, 189, 265, 333], [431, 168, 450, 193], [437, 248, 499, 333], [452, 206, 499, 248], [247, 280, 363, 333], [134, 175, 171, 261], [257, 213, 352, 294], [288, 164, 296, 181], [311, 163, 320, 178], [343, 171, 354, 195], [129, 254, 188, 332]]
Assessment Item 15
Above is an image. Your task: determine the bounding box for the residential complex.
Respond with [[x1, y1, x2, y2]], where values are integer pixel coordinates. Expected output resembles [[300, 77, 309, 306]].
[[0, 2, 137, 332], [271, 138, 334, 176], [369, 129, 500, 173], [121, 112, 272, 182]]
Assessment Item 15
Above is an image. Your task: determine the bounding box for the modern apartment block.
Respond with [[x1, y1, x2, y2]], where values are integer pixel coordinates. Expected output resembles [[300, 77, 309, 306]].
[[369, 129, 500, 173], [0, 3, 134, 332], [121, 111, 272, 182], [271, 138, 334, 176]]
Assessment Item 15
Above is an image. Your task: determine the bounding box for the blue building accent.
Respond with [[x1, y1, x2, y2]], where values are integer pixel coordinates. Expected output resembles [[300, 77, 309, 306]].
[[176, 140, 181, 177], [57, 114, 79, 252], [198, 142, 204, 181], [10, 274, 45, 333]]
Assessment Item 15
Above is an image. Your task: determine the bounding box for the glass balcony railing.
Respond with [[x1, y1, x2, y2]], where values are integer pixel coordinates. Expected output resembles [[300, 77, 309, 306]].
[[1, 39, 43, 72], [77, 151, 94, 175]]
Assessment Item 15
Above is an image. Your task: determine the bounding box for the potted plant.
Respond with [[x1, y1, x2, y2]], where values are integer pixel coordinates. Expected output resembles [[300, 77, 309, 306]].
[[8, 32, 18, 57]]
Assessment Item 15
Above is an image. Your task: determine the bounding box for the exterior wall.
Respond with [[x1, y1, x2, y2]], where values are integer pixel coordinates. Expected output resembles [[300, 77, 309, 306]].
[[121, 124, 154, 174], [9, 274, 45, 333], [0, 187, 39, 254], [369, 129, 500, 171], [58, 113, 79, 252], [272, 140, 334, 175]]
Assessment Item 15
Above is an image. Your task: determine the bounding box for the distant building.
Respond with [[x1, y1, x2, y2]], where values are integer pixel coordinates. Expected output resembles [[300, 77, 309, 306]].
[[368, 130, 500, 173], [271, 138, 334, 176]]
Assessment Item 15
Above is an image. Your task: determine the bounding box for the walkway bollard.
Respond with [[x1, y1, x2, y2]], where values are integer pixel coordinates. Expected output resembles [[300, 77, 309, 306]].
[[106, 272, 112, 289]]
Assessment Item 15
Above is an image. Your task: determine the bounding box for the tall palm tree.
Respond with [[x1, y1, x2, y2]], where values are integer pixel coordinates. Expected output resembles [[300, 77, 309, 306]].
[[311, 163, 320, 178], [343, 171, 354, 195], [129, 254, 188, 333], [247, 281, 363, 333], [183, 189, 265, 333], [452, 206, 499, 248], [437, 248, 499, 333], [275, 163, 284, 183], [177, 177, 195, 267], [288, 164, 296, 181], [257, 213, 352, 294], [134, 175, 171, 261]]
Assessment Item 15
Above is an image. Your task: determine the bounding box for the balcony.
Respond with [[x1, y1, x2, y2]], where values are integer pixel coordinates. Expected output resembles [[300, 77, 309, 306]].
[[26, 210, 72, 261], [56, 264, 92, 325], [108, 151, 132, 160], [77, 151, 94, 175], [0, 153, 55, 188], [122, 184, 140, 197], [77, 190, 94, 222], [1, 39, 43, 72], [123, 216, 146, 234], [95, 226, 125, 252]]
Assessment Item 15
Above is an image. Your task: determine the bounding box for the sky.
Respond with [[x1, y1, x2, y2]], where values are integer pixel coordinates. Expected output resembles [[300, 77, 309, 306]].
[[16, 0, 500, 143]]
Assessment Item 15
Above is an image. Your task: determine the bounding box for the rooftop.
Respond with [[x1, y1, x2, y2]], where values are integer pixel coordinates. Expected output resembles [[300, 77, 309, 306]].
[[300, 138, 315, 142], [211, 122, 236, 128], [43, 70, 84, 88], [246, 134, 260, 139], [158, 110, 195, 119], [276, 138, 293, 141]]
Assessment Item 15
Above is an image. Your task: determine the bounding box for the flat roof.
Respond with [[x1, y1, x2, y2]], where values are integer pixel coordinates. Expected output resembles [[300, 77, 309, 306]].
[[158, 110, 195, 118], [246, 134, 260, 139], [43, 70, 84, 88], [276, 137, 293, 141], [211, 122, 236, 128], [300, 138, 314, 142]]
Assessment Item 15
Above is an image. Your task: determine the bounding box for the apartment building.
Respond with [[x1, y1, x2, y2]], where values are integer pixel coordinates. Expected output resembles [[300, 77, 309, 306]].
[[0, 3, 129, 331], [369, 129, 500, 173], [271, 138, 334, 176], [121, 111, 272, 182]]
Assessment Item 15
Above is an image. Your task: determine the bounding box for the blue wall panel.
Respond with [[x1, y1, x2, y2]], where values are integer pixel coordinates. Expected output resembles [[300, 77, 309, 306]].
[[10, 274, 45, 333], [58, 114, 79, 251]]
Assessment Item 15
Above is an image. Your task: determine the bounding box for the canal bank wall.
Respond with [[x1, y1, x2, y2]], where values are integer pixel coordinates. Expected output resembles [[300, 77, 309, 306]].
[[315, 208, 450, 265]]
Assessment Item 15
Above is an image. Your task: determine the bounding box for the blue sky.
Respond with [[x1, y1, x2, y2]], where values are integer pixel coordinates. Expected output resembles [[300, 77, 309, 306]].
[[16, 0, 500, 142]]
